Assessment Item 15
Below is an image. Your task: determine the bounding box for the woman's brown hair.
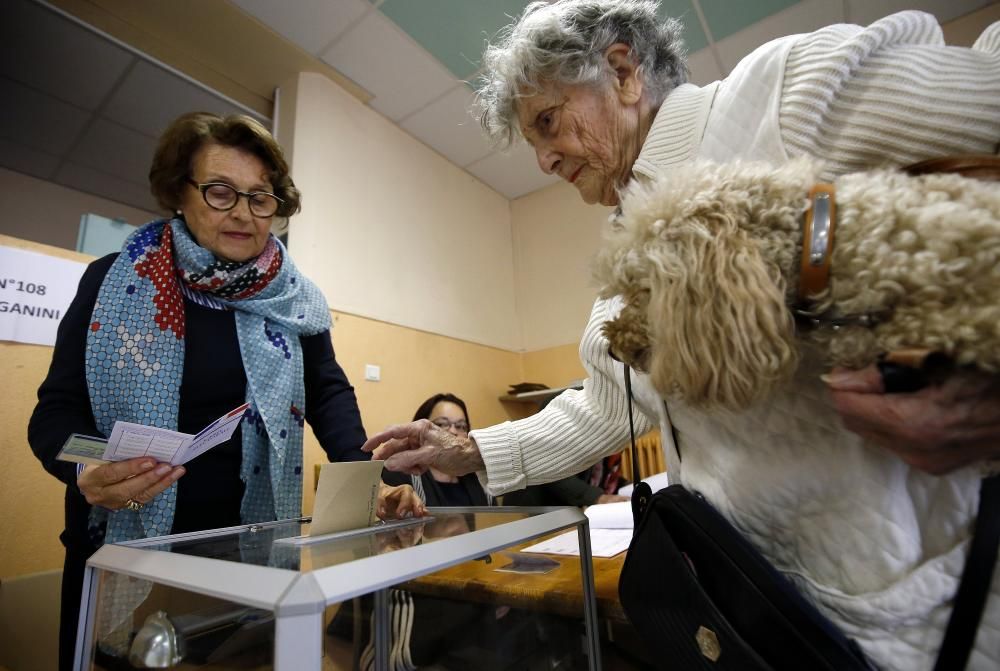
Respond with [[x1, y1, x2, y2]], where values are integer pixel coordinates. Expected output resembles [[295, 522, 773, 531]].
[[149, 112, 301, 218]]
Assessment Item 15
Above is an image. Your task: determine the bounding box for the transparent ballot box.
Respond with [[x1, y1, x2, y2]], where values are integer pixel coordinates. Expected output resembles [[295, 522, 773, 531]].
[[75, 507, 603, 670]]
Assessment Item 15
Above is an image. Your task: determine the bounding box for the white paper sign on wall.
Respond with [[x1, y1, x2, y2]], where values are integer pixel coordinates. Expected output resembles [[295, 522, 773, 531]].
[[0, 245, 87, 346]]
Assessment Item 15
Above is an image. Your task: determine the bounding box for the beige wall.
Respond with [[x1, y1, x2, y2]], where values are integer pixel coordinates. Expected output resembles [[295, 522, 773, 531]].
[[511, 181, 612, 351], [284, 72, 521, 352], [0, 167, 159, 251], [522, 343, 587, 388]]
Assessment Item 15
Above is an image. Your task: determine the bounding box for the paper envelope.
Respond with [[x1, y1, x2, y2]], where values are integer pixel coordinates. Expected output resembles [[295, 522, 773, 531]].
[[310, 461, 384, 536]]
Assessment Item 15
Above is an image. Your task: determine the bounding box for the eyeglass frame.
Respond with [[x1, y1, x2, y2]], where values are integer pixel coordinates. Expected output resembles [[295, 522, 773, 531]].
[[431, 418, 470, 433], [186, 178, 284, 218]]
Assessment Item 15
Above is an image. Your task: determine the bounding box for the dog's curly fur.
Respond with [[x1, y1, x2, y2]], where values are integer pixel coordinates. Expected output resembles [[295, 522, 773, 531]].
[[594, 159, 1000, 411]]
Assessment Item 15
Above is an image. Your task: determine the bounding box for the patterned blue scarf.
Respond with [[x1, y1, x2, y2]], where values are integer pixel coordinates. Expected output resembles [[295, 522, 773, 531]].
[[86, 218, 331, 544]]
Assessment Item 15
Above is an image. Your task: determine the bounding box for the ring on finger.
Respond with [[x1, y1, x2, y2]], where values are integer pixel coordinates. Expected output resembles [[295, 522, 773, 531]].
[[123, 498, 144, 512]]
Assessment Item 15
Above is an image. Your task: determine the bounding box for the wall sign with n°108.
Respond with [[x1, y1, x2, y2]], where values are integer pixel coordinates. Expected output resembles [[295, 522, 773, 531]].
[[1, 278, 48, 295], [0, 245, 85, 346]]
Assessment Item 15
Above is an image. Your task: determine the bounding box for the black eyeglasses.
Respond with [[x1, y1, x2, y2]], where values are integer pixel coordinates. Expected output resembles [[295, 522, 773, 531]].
[[187, 179, 283, 217], [432, 418, 470, 433]]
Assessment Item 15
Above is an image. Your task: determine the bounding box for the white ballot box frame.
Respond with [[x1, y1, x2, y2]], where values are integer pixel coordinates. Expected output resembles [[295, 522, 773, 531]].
[[75, 506, 602, 671]]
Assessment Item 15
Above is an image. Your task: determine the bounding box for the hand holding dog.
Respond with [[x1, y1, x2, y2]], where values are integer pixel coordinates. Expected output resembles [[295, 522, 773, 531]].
[[825, 365, 1000, 474], [363, 419, 485, 476]]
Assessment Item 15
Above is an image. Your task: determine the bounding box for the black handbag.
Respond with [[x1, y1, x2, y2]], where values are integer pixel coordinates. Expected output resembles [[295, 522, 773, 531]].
[[616, 363, 999, 670]]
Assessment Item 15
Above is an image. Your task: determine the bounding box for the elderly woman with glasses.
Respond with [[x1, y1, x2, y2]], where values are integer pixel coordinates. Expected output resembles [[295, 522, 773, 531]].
[[365, 2, 1000, 669], [28, 111, 424, 671]]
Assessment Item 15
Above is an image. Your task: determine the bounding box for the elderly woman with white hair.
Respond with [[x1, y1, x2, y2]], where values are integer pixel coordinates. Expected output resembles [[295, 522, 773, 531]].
[[366, 1, 1000, 669]]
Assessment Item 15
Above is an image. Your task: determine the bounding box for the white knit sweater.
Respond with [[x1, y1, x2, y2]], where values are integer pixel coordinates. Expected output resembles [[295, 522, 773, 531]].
[[472, 11, 1000, 670]]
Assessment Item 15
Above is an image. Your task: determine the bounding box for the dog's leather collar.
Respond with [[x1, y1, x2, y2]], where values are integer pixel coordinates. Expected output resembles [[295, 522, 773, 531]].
[[792, 307, 887, 330], [798, 183, 836, 300], [793, 182, 890, 330]]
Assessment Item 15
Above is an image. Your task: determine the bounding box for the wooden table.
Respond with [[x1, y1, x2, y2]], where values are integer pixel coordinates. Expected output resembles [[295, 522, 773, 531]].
[[403, 535, 628, 623]]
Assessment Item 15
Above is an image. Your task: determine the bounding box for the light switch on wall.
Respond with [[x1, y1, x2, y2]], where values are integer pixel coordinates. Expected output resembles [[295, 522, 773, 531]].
[[364, 364, 381, 382]]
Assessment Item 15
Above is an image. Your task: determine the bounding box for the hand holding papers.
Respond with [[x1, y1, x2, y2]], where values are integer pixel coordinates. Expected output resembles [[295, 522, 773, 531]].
[[56, 403, 250, 466]]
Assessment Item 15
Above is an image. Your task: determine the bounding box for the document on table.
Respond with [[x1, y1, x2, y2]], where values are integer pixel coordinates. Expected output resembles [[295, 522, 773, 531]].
[[522, 500, 640, 557], [522, 528, 633, 558], [56, 403, 250, 466]]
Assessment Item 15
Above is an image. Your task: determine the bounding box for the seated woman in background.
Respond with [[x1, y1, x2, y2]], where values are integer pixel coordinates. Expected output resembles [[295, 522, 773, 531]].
[[382, 393, 493, 506], [27, 111, 421, 671]]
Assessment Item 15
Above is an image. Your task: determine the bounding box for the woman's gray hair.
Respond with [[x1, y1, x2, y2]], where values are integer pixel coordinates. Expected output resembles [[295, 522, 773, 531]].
[[475, 0, 688, 147]]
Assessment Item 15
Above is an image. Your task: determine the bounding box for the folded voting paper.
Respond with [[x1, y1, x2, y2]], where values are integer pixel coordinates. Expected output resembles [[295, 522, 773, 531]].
[[309, 461, 385, 536], [56, 403, 250, 467]]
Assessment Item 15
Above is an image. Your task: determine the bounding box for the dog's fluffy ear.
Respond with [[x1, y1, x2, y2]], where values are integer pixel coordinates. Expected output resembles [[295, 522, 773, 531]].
[[643, 211, 799, 412]]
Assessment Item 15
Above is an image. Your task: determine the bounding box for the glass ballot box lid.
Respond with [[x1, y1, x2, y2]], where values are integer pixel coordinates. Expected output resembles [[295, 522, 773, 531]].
[[77, 507, 603, 670]]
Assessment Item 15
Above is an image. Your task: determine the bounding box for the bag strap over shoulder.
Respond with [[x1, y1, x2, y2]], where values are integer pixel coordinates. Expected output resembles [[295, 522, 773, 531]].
[[623, 364, 652, 523], [933, 473, 1000, 671]]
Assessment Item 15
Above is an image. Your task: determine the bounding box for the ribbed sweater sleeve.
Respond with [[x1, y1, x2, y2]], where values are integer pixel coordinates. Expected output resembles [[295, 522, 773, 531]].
[[779, 11, 1000, 178], [472, 299, 653, 496]]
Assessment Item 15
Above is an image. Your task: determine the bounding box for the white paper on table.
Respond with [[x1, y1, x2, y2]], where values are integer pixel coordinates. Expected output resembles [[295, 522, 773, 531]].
[[584, 501, 634, 529], [618, 471, 670, 496], [522, 528, 633, 558]]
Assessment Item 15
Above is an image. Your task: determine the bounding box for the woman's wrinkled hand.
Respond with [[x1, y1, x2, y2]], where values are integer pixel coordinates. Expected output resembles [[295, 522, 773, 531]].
[[362, 420, 485, 477], [824, 365, 1000, 475], [77, 458, 185, 510], [376, 482, 427, 520]]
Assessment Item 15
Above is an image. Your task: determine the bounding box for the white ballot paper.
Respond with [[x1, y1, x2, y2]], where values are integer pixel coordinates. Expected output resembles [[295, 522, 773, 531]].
[[309, 461, 385, 536], [522, 528, 633, 558], [618, 471, 670, 497], [56, 403, 250, 466], [522, 501, 637, 558]]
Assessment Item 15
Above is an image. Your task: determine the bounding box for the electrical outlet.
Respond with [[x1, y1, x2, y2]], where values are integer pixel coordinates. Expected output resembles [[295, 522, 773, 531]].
[[364, 364, 381, 382]]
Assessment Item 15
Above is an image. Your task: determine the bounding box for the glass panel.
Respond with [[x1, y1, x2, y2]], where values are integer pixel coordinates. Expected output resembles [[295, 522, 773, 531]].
[[139, 508, 548, 572], [88, 508, 596, 669], [325, 530, 595, 670], [81, 568, 275, 669]]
